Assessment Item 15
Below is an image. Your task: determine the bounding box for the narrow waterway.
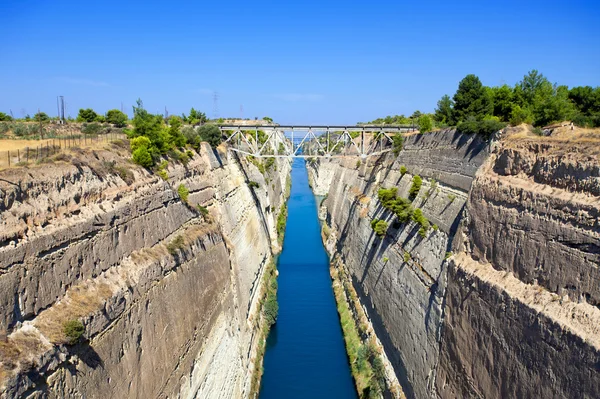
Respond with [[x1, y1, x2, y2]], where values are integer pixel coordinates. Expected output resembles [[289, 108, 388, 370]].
[[259, 158, 357, 398]]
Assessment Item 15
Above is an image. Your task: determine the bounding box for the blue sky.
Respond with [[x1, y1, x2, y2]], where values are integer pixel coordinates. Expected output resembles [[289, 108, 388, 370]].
[[1, 0, 599, 124]]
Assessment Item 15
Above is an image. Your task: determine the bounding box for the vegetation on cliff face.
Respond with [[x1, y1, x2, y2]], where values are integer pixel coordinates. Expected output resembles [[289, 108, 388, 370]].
[[249, 260, 279, 398], [330, 257, 393, 398], [377, 185, 431, 238]]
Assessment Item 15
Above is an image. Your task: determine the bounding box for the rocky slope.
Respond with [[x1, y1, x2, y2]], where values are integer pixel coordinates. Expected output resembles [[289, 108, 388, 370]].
[[0, 138, 290, 398], [310, 129, 600, 398]]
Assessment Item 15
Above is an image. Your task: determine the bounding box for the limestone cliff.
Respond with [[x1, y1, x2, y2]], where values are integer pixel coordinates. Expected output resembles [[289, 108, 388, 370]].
[[310, 129, 600, 398], [0, 139, 290, 398]]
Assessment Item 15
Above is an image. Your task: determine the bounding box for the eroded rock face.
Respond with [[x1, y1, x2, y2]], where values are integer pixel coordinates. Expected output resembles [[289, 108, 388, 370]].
[[312, 130, 489, 398], [0, 141, 291, 398], [312, 130, 600, 399]]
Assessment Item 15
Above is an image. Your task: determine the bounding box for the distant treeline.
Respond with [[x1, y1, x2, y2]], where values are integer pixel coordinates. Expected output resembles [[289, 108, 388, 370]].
[[363, 70, 600, 138]]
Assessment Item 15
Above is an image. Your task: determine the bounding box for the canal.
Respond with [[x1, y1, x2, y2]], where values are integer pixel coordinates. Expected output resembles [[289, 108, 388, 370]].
[[259, 158, 357, 398]]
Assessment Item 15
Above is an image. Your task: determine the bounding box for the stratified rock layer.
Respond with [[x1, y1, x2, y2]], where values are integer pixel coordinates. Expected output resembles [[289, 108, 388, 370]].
[[0, 140, 290, 399], [311, 130, 600, 398]]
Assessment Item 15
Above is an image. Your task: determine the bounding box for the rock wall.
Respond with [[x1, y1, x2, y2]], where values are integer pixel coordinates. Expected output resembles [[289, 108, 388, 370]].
[[437, 138, 600, 398], [0, 140, 291, 398], [312, 130, 600, 398], [313, 130, 489, 398]]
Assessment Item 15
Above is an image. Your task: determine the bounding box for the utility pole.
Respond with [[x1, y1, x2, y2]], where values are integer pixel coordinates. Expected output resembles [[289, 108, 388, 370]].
[[38, 108, 44, 139], [213, 91, 219, 120]]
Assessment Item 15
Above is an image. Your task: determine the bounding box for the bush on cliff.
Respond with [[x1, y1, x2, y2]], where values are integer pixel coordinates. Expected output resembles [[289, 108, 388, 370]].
[[409, 175, 422, 200], [63, 319, 85, 345], [392, 133, 404, 156], [372, 220, 388, 237]]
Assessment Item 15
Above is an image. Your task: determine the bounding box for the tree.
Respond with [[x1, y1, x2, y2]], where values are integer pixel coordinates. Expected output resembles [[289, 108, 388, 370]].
[[417, 115, 433, 133], [490, 85, 514, 122], [198, 124, 222, 147], [106, 109, 128, 127], [392, 133, 404, 155], [263, 116, 273, 123], [533, 85, 575, 127], [34, 112, 50, 122], [518, 70, 552, 105], [187, 108, 207, 125], [434, 95, 453, 124], [452, 74, 492, 123], [167, 116, 186, 147], [410, 110, 423, 119], [77, 108, 99, 122], [0, 112, 13, 121]]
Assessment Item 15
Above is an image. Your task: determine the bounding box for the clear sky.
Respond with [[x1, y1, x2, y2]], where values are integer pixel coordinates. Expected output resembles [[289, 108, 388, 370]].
[[1, 0, 599, 124]]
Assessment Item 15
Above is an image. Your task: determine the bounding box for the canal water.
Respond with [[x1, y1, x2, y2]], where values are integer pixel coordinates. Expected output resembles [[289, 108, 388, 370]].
[[259, 158, 357, 398]]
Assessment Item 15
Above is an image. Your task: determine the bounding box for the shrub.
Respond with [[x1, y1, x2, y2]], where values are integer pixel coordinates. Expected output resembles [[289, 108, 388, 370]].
[[409, 175, 422, 200], [447, 194, 456, 202], [167, 235, 185, 255], [248, 181, 260, 189], [106, 109, 128, 127], [403, 252, 410, 262], [177, 184, 189, 202], [457, 118, 507, 139], [77, 108, 98, 122], [432, 224, 439, 231], [400, 165, 407, 176], [373, 220, 388, 237], [132, 147, 153, 167], [82, 122, 102, 135], [445, 251, 453, 260], [63, 319, 85, 344], [356, 160, 362, 168], [157, 169, 168, 180], [392, 133, 404, 155], [377, 187, 398, 208], [198, 124, 222, 147], [263, 296, 279, 327], [370, 218, 380, 229], [417, 114, 433, 133], [197, 205, 209, 216]]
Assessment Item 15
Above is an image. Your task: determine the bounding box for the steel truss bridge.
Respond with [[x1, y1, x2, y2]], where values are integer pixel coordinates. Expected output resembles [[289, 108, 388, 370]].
[[220, 125, 414, 159]]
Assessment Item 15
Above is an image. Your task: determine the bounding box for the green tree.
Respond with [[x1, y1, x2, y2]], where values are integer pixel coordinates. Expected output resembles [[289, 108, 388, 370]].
[[187, 108, 207, 125], [130, 99, 170, 158], [77, 108, 99, 122], [533, 85, 576, 126], [490, 85, 514, 122], [452, 74, 492, 123], [434, 95, 453, 124], [198, 124, 222, 147], [34, 112, 50, 122], [263, 116, 273, 123], [417, 114, 433, 133], [105, 109, 128, 127], [168, 116, 186, 147], [0, 112, 13, 121]]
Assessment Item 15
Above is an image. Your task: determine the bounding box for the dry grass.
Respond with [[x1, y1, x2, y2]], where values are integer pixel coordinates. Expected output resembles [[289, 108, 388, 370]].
[[34, 282, 114, 343]]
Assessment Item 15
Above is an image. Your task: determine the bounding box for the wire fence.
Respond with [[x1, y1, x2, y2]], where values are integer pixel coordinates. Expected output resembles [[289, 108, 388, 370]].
[[0, 132, 127, 169]]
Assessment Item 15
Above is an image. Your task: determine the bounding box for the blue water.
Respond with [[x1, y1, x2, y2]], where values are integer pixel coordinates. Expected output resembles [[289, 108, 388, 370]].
[[259, 158, 357, 399]]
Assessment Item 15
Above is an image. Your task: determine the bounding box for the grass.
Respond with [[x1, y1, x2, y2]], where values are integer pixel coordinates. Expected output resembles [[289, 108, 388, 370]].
[[330, 258, 387, 398], [166, 235, 185, 255], [249, 260, 279, 398]]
